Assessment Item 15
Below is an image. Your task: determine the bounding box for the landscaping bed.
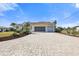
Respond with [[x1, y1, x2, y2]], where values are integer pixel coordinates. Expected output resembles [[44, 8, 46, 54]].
[[56, 27, 79, 37], [61, 30, 79, 37], [0, 22, 31, 41], [0, 32, 30, 41], [61, 33, 79, 37]]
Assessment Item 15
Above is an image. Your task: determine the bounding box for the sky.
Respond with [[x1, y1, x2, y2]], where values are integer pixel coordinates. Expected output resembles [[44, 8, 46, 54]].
[[0, 3, 79, 27]]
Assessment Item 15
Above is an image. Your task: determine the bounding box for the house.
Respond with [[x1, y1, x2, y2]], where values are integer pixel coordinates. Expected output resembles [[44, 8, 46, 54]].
[[75, 26, 79, 31], [11, 24, 23, 31], [0, 28, 3, 32], [0, 27, 7, 32], [30, 21, 56, 32], [15, 24, 23, 30]]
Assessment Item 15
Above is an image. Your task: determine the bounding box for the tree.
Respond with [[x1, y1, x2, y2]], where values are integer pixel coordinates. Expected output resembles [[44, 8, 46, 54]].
[[21, 22, 30, 34], [53, 20, 57, 31], [55, 27, 64, 32], [54, 20, 57, 24], [10, 22, 31, 35], [10, 23, 17, 31], [23, 22, 30, 27], [10, 23, 17, 27], [10, 23, 16, 26]]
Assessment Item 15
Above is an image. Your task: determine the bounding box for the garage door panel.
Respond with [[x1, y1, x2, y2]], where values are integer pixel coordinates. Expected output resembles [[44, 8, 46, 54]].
[[35, 27, 45, 32]]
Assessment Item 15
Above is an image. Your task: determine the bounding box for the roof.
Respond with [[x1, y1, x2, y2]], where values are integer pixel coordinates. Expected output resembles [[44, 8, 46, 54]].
[[30, 22, 52, 26], [31, 22, 52, 24], [75, 26, 79, 28]]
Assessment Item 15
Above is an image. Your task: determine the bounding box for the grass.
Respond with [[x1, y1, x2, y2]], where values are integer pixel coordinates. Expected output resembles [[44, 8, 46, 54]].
[[0, 32, 14, 38]]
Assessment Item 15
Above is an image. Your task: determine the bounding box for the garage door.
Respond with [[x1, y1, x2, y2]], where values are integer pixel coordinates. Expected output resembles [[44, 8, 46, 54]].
[[34, 27, 45, 32]]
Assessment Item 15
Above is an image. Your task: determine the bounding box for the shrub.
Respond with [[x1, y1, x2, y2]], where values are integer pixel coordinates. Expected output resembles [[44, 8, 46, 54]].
[[12, 32, 20, 38], [61, 29, 67, 34], [20, 28, 30, 35], [55, 27, 64, 33], [61, 27, 79, 37], [72, 31, 79, 36]]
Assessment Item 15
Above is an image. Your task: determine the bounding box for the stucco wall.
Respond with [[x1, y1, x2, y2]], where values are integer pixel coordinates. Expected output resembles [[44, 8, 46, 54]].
[[30, 22, 56, 32], [76, 27, 79, 31]]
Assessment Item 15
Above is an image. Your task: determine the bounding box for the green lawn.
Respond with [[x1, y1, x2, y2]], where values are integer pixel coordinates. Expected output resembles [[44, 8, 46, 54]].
[[0, 32, 14, 38]]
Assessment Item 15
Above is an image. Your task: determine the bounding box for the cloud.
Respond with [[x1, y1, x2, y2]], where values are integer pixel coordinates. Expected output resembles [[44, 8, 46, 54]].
[[0, 19, 11, 27], [61, 21, 79, 27], [0, 3, 18, 12], [0, 3, 18, 16], [0, 3, 19, 26], [75, 3, 79, 8], [63, 11, 71, 19], [72, 3, 79, 8]]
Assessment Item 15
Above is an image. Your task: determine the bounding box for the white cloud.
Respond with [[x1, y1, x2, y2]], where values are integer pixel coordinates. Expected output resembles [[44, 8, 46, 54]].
[[0, 3, 19, 26], [0, 3, 18, 11], [72, 3, 79, 8], [60, 21, 79, 27], [63, 11, 71, 19], [0, 19, 11, 27], [0, 3, 18, 16], [75, 3, 79, 8]]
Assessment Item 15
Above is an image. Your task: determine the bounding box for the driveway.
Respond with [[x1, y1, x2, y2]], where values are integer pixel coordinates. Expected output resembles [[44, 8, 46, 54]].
[[0, 32, 79, 56]]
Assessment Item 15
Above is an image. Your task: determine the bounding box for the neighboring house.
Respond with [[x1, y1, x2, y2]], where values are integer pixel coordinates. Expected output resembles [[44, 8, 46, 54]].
[[0, 28, 3, 32], [30, 21, 56, 32], [12, 24, 23, 31], [0, 27, 7, 32], [75, 26, 79, 31]]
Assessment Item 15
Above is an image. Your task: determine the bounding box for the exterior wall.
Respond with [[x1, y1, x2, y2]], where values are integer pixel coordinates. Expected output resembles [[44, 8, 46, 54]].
[[0, 28, 7, 32], [30, 22, 56, 32], [31, 26, 35, 32], [47, 26, 54, 32], [76, 27, 79, 31], [31, 26, 55, 32], [45, 26, 48, 32], [46, 22, 56, 32]]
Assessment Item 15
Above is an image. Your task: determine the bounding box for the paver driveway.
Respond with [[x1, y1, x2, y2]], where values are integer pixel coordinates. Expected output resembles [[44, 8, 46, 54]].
[[0, 32, 79, 56]]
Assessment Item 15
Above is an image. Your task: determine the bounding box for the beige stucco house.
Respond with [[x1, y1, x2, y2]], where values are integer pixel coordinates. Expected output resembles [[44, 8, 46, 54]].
[[30, 21, 56, 32]]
